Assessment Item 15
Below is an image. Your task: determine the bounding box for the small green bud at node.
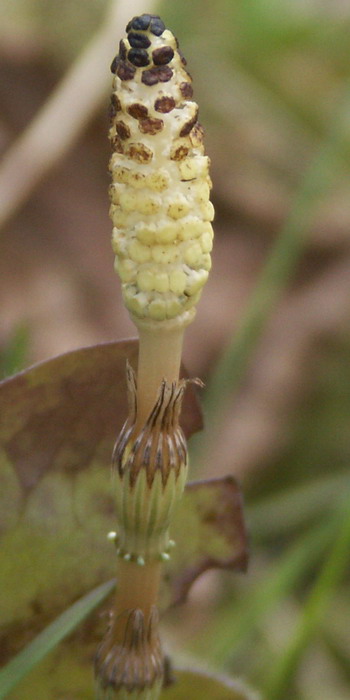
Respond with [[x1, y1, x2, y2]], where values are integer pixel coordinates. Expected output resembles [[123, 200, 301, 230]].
[[159, 552, 171, 562]]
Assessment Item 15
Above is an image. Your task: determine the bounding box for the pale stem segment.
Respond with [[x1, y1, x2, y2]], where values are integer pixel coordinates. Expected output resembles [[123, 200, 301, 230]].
[[135, 325, 184, 429], [113, 559, 162, 642]]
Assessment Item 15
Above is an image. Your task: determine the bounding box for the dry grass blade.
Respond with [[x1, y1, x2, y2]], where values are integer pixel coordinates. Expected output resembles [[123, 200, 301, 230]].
[[0, 0, 157, 231]]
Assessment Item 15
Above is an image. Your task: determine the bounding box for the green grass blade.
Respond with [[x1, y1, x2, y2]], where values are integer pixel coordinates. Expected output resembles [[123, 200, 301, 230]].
[[323, 631, 350, 684], [205, 137, 347, 420], [0, 324, 30, 379], [0, 579, 115, 699], [248, 470, 350, 539], [190, 82, 350, 464], [194, 511, 338, 665], [263, 495, 350, 699]]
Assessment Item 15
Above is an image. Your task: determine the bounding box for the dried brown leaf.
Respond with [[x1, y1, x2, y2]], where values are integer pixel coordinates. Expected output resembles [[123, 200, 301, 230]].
[[165, 476, 248, 607]]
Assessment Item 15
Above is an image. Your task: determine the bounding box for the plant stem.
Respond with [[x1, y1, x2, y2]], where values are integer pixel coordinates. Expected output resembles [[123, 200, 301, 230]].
[[114, 559, 162, 621], [136, 325, 184, 427], [112, 559, 162, 648], [114, 322, 184, 627], [109, 323, 185, 682]]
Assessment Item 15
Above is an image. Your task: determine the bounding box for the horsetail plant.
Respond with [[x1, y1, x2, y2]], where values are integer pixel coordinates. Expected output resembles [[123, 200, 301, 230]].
[[95, 14, 214, 700]]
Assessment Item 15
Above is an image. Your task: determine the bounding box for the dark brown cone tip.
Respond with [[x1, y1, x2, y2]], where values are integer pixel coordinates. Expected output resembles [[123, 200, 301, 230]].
[[110, 14, 192, 89]]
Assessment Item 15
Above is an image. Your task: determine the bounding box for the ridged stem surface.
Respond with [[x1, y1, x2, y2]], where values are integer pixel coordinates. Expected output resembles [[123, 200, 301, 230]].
[[135, 325, 184, 428], [113, 559, 162, 643]]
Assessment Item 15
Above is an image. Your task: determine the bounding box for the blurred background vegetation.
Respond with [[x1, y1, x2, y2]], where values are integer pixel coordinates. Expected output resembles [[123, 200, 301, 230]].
[[1, 0, 350, 698]]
